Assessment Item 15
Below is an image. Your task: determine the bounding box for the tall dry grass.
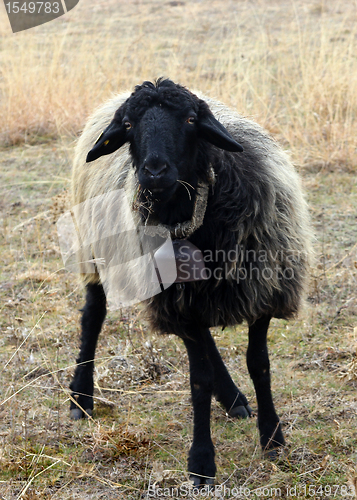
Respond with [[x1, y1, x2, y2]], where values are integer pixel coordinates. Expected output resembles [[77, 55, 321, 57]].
[[0, 0, 356, 169]]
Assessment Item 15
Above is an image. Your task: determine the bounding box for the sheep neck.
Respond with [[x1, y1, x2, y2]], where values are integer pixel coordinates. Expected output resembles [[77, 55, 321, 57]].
[[144, 165, 216, 240]]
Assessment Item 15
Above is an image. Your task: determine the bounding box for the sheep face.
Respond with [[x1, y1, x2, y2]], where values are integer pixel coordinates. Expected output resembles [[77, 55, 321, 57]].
[[130, 103, 202, 202], [86, 79, 243, 203]]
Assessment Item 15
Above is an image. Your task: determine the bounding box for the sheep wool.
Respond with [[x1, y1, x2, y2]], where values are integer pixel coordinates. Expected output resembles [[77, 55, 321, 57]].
[[72, 85, 312, 332], [69, 79, 313, 485]]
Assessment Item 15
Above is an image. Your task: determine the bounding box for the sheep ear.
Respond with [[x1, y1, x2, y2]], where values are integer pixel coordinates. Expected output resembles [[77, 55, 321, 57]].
[[86, 121, 127, 162], [197, 109, 243, 153]]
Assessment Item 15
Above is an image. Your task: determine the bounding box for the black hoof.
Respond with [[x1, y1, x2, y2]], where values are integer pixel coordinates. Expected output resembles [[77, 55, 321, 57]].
[[70, 408, 92, 420], [228, 404, 253, 418], [190, 475, 215, 488], [259, 420, 285, 458], [264, 448, 278, 461], [70, 408, 83, 420], [263, 443, 286, 461]]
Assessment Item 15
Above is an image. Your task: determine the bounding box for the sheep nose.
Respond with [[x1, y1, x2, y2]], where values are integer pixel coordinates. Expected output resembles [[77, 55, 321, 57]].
[[143, 162, 168, 178]]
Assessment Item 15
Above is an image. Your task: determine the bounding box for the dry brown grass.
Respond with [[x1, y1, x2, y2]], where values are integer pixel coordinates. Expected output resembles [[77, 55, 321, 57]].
[[1, 0, 357, 169], [1, 0, 357, 498]]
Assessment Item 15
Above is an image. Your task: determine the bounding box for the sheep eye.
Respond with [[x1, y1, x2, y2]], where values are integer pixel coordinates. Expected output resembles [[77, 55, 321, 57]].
[[186, 117, 195, 125], [124, 121, 132, 130]]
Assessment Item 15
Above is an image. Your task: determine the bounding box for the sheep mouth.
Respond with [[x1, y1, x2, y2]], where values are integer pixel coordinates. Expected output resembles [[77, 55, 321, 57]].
[[149, 188, 165, 194], [145, 182, 178, 202]]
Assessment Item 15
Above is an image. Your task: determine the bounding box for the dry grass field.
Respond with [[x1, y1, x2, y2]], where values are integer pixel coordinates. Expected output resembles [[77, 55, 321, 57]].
[[0, 0, 357, 498]]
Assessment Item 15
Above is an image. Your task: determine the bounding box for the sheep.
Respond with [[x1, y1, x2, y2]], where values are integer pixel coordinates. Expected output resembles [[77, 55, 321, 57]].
[[68, 78, 312, 486]]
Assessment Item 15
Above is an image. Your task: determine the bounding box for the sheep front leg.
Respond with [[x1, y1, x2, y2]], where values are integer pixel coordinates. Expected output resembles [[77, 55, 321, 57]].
[[70, 283, 107, 420], [205, 331, 252, 418], [183, 331, 216, 487], [246, 315, 285, 457]]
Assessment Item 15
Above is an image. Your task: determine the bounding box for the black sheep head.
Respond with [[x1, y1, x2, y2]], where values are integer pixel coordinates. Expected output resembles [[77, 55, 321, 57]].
[[86, 79, 243, 202]]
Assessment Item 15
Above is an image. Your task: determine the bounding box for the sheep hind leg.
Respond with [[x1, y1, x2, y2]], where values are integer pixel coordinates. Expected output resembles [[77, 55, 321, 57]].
[[183, 330, 216, 487], [247, 315, 285, 458], [69, 283, 107, 420], [205, 331, 252, 419]]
